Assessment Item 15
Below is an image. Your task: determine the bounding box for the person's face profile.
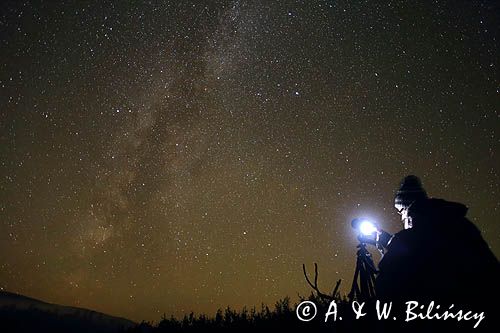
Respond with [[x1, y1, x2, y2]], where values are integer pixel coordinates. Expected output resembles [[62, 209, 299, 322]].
[[398, 207, 413, 229]]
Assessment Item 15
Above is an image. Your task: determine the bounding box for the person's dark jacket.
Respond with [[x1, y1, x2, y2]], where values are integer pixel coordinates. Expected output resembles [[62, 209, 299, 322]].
[[376, 198, 499, 306]]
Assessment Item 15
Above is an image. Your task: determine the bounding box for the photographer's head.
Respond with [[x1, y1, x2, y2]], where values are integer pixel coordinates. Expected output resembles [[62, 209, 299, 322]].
[[394, 175, 428, 229]]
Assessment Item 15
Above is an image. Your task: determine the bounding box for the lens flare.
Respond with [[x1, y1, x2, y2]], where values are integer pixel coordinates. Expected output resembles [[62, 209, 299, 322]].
[[359, 220, 377, 235]]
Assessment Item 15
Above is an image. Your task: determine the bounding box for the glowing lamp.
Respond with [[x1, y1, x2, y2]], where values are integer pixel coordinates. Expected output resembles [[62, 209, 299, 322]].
[[351, 218, 378, 236]]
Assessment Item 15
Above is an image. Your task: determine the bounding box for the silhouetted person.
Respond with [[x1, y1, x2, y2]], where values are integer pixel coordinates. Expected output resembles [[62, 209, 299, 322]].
[[375, 175, 499, 331]]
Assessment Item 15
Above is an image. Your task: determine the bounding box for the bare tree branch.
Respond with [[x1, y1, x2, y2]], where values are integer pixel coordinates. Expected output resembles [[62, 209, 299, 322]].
[[302, 263, 338, 301], [332, 278, 342, 299]]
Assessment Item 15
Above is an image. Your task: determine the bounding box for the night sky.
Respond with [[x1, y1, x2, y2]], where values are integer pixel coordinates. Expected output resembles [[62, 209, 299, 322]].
[[1, 0, 498, 322]]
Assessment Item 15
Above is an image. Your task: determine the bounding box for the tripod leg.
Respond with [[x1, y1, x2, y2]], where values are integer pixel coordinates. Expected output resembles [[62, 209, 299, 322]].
[[349, 257, 362, 300]]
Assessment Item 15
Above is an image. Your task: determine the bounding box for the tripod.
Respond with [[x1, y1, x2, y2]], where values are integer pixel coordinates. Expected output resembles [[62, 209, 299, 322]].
[[348, 240, 378, 301]]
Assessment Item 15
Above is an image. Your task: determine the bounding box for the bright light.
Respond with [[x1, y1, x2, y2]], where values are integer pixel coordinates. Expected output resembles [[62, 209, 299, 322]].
[[359, 220, 377, 235]]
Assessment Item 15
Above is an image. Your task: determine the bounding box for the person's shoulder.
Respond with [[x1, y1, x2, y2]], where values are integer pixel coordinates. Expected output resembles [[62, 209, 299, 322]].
[[411, 198, 468, 218]]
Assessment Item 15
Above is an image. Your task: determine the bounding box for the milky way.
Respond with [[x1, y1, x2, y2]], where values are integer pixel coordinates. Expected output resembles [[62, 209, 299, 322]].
[[0, 0, 498, 321]]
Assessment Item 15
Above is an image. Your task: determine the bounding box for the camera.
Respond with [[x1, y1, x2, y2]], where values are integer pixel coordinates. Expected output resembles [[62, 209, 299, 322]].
[[351, 218, 393, 250]]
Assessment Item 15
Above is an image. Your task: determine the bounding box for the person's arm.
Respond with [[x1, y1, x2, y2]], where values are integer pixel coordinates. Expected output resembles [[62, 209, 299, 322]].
[[377, 229, 393, 249]]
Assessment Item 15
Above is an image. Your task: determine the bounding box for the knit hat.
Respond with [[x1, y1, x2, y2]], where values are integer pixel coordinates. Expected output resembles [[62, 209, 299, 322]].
[[394, 175, 428, 211]]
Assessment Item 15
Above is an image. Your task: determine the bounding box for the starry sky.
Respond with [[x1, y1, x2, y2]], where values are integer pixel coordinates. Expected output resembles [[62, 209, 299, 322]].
[[0, 0, 498, 323]]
